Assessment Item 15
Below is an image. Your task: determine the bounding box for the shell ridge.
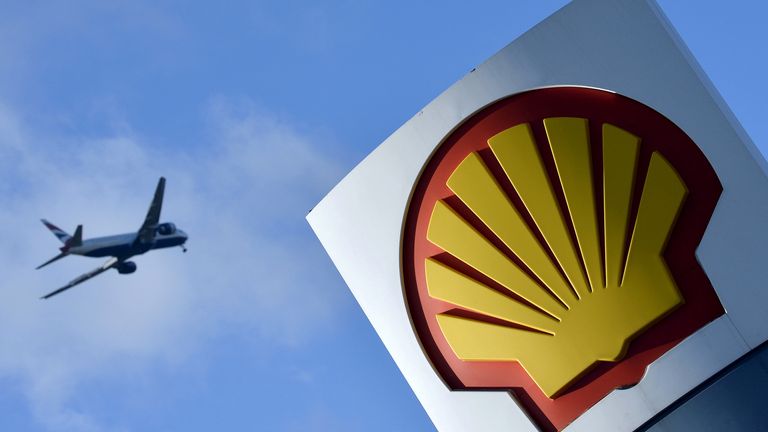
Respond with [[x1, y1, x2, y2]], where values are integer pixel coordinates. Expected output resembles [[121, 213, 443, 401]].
[[529, 118, 595, 299], [543, 117, 605, 294], [521, 121, 587, 301], [426, 200, 567, 317], [621, 152, 689, 288], [602, 123, 641, 289], [618, 149, 659, 288], [425, 256, 563, 328], [589, 119, 608, 290], [446, 151, 577, 308], [435, 314, 554, 362], [436, 195, 572, 313], [488, 123, 592, 300], [476, 147, 583, 305], [439, 309, 557, 336]]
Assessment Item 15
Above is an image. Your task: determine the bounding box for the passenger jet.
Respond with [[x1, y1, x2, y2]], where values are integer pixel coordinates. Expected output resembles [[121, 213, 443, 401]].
[[36, 177, 188, 299]]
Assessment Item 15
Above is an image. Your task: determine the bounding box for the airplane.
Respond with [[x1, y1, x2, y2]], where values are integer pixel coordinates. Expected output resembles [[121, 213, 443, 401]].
[[36, 177, 188, 300]]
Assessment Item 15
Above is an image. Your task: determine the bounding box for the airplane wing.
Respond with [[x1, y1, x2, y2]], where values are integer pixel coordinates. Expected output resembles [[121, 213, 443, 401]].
[[36, 251, 68, 270], [40, 257, 118, 300], [135, 177, 165, 245]]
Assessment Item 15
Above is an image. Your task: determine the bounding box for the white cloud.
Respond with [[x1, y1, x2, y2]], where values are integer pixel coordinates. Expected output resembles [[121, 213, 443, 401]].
[[0, 98, 344, 431]]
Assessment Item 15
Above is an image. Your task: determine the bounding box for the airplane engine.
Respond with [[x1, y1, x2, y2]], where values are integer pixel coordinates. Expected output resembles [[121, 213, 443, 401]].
[[156, 222, 176, 235], [117, 261, 137, 274]]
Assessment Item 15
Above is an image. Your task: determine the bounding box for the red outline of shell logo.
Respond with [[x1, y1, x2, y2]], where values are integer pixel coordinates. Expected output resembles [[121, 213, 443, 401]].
[[402, 87, 724, 431]]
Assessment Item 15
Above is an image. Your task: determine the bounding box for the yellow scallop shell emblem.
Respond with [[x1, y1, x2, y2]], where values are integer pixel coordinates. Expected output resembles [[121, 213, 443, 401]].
[[426, 118, 686, 398]]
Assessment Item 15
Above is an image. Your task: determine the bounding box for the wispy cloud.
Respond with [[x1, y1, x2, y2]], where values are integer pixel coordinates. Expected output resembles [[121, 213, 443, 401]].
[[0, 97, 343, 431]]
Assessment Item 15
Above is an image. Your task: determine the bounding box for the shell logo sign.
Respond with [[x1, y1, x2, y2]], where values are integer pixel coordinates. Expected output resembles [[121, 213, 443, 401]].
[[402, 87, 725, 431]]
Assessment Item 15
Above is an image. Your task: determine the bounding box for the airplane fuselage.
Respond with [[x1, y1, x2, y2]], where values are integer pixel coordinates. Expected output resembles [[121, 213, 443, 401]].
[[67, 227, 188, 260]]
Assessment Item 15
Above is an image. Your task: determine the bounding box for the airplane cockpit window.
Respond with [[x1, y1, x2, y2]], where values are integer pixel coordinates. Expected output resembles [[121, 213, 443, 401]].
[[157, 223, 176, 235]]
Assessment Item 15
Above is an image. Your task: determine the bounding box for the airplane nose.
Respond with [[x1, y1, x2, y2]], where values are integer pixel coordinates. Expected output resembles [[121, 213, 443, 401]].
[[179, 229, 188, 241]]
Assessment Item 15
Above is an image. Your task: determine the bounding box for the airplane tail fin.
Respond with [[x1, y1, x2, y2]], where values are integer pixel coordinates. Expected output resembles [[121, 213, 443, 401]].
[[41, 220, 83, 249], [70, 225, 83, 248], [39, 220, 82, 269], [41, 219, 71, 244]]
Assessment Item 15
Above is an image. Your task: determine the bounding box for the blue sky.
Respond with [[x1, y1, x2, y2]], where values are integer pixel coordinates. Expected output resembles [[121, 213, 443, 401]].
[[0, 1, 766, 431]]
